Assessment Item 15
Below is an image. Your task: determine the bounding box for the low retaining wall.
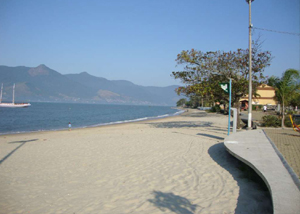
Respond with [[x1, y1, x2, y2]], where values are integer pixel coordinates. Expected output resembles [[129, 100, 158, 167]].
[[224, 130, 300, 214]]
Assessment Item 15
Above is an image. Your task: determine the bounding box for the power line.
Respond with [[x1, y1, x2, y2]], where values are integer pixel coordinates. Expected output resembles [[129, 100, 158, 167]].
[[253, 27, 300, 36]]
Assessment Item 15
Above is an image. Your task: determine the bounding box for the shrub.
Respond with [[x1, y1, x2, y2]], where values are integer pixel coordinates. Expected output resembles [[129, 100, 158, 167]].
[[284, 117, 292, 127], [209, 105, 221, 113], [286, 110, 297, 115], [262, 115, 280, 127], [209, 106, 217, 112], [215, 105, 221, 112]]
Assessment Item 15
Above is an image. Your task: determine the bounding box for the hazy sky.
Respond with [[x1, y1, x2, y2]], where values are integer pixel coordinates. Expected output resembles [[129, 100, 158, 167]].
[[0, 0, 299, 86]]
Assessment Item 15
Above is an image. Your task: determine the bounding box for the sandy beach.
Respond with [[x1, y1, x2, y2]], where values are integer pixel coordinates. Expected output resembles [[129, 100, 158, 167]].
[[0, 109, 272, 214]]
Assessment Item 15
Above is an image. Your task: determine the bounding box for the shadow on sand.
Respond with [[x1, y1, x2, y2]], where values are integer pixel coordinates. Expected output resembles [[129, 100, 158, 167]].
[[0, 139, 38, 165], [148, 191, 197, 214], [208, 143, 273, 214], [148, 121, 212, 129], [181, 111, 224, 118], [196, 133, 224, 140], [181, 112, 208, 117]]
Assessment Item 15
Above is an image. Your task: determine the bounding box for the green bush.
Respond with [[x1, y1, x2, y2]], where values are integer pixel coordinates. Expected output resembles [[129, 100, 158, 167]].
[[262, 115, 280, 127], [209, 106, 217, 112], [209, 105, 221, 113], [286, 110, 297, 115], [215, 105, 221, 112], [284, 117, 292, 127]]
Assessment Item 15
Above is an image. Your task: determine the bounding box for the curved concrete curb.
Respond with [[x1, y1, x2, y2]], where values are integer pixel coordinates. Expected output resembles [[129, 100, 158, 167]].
[[224, 130, 300, 214]]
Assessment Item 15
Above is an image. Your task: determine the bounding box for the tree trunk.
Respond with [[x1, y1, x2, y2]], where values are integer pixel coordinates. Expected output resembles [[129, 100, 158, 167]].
[[234, 100, 242, 129]]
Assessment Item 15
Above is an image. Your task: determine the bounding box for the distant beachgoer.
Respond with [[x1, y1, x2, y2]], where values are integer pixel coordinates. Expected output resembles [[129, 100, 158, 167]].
[[68, 122, 72, 131], [263, 105, 267, 112]]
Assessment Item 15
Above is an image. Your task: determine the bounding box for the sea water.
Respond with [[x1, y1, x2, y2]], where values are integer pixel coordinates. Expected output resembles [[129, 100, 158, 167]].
[[0, 102, 183, 135]]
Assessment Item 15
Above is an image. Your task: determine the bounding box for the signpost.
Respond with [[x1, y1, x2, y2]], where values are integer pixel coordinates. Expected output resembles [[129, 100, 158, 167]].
[[219, 79, 232, 135], [219, 83, 229, 93]]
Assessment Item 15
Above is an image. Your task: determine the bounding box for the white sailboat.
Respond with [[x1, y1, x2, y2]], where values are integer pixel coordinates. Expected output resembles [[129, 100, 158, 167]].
[[0, 83, 31, 108]]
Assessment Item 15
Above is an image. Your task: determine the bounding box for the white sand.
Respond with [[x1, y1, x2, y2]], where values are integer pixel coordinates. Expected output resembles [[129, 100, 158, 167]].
[[0, 110, 272, 214]]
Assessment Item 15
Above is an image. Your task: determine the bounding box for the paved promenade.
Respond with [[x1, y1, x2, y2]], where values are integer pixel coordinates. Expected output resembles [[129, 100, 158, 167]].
[[263, 129, 300, 179], [224, 129, 300, 214], [245, 110, 300, 179]]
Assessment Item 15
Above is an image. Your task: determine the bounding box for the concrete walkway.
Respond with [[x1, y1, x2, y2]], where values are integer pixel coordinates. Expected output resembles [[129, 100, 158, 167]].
[[224, 130, 300, 214]]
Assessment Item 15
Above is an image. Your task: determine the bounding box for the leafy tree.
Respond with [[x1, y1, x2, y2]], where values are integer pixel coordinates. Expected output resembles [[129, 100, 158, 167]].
[[176, 98, 187, 107], [190, 95, 204, 108], [290, 92, 300, 108], [172, 41, 271, 128], [268, 69, 300, 127], [185, 100, 192, 108]]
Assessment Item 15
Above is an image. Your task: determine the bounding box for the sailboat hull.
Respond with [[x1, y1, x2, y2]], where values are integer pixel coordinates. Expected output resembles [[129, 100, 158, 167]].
[[0, 103, 31, 108]]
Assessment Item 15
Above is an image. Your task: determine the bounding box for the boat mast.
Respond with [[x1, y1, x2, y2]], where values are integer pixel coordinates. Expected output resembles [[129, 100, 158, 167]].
[[0, 83, 3, 103], [13, 83, 15, 104]]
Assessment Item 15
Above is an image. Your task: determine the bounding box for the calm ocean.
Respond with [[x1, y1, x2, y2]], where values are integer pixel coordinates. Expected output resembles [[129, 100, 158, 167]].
[[0, 102, 183, 135]]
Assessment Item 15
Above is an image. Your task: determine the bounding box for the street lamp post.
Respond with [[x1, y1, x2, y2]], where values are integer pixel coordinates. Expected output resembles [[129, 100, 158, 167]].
[[228, 78, 232, 135], [218, 78, 232, 135], [246, 0, 254, 129]]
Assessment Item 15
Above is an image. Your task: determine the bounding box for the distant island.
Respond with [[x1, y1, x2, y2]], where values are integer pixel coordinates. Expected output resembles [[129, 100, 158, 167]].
[[0, 64, 181, 106]]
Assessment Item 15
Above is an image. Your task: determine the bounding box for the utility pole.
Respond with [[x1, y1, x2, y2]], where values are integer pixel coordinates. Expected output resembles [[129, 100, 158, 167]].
[[246, 0, 254, 129], [228, 78, 232, 135]]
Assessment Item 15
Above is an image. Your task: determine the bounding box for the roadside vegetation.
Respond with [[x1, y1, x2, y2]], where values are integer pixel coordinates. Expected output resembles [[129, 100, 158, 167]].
[[267, 69, 300, 127], [172, 39, 271, 129], [172, 41, 300, 128]]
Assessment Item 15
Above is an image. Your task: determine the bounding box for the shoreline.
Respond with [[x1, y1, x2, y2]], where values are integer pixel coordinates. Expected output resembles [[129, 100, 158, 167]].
[[0, 108, 186, 137]]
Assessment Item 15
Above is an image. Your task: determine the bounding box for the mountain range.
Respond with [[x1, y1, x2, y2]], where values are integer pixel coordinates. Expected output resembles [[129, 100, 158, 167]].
[[0, 64, 181, 106]]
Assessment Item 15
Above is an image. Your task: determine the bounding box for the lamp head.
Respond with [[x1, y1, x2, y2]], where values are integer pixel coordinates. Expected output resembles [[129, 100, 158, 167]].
[[245, 0, 254, 3]]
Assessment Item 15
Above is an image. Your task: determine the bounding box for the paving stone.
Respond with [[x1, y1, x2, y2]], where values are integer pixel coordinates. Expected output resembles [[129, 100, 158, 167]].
[[264, 129, 300, 179]]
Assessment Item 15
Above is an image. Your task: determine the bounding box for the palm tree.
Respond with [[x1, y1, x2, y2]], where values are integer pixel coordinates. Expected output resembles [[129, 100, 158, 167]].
[[268, 69, 300, 127]]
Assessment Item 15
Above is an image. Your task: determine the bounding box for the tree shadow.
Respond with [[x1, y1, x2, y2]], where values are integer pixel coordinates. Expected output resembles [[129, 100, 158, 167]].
[[196, 133, 224, 140], [8, 139, 38, 144], [282, 133, 300, 137], [0, 139, 38, 165], [148, 191, 197, 214], [181, 112, 208, 117], [148, 121, 212, 129], [208, 143, 273, 214]]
